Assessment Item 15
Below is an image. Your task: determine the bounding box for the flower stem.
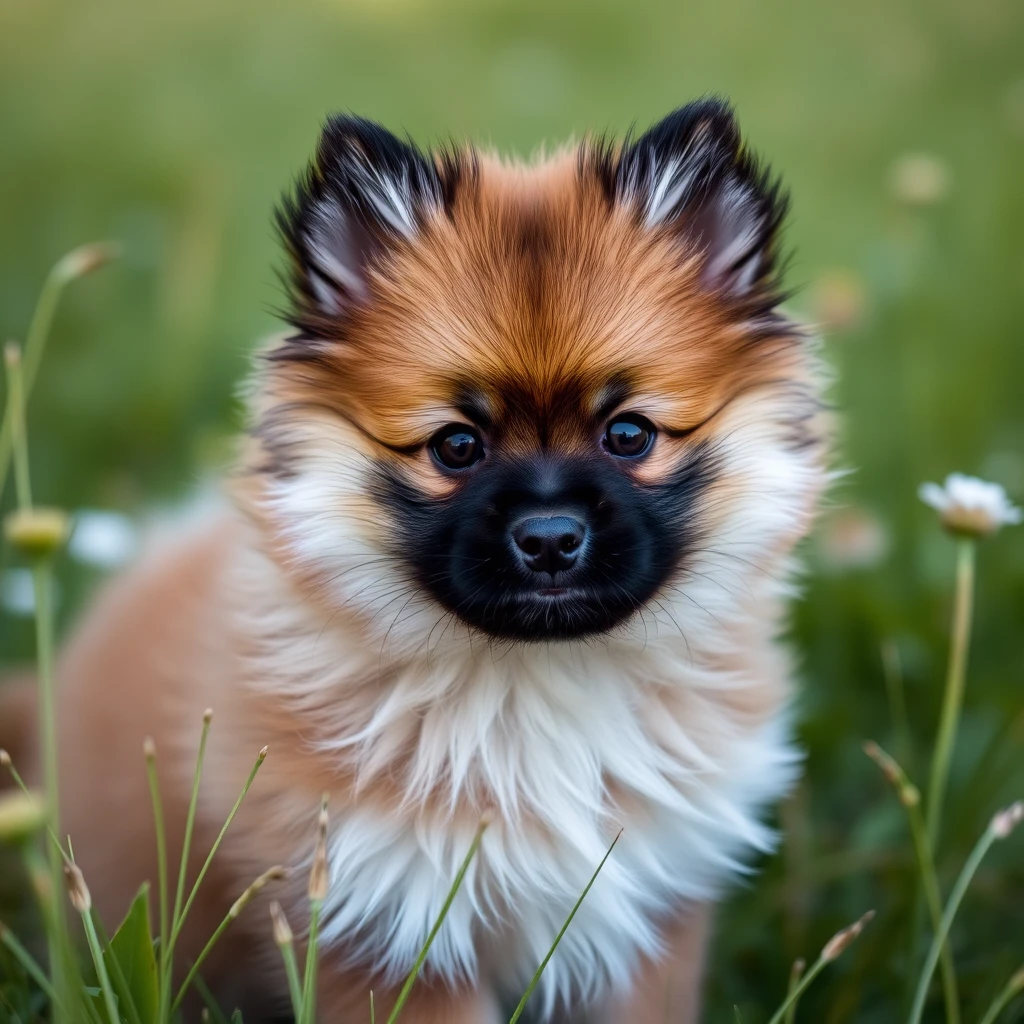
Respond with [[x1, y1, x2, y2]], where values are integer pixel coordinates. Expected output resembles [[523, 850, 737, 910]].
[[33, 557, 70, 1021], [4, 345, 32, 510], [926, 537, 975, 849]]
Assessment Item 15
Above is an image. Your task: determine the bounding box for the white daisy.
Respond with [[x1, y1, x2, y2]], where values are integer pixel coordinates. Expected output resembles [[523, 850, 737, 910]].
[[919, 473, 1022, 537]]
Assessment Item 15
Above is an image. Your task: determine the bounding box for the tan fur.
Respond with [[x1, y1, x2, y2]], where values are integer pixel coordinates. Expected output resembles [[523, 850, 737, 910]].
[[2, 126, 826, 1023], [596, 906, 712, 1024]]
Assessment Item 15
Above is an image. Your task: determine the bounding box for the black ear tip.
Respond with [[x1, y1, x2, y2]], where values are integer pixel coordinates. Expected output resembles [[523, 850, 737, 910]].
[[318, 114, 384, 163], [633, 97, 744, 163], [676, 95, 736, 121]]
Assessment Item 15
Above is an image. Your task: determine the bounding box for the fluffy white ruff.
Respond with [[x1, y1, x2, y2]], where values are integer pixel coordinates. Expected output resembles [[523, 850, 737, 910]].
[[241, 385, 822, 1014]]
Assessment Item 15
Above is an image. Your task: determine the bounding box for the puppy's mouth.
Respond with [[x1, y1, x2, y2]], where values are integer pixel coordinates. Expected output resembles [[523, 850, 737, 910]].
[[449, 581, 644, 641]]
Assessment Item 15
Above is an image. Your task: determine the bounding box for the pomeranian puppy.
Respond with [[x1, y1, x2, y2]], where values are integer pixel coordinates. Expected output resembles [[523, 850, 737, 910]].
[[6, 98, 827, 1022]]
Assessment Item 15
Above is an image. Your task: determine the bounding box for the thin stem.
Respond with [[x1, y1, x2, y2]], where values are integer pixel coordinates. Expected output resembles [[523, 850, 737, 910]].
[[926, 537, 975, 848], [171, 746, 268, 948], [170, 865, 285, 1014], [386, 820, 488, 1024], [766, 957, 831, 1024], [4, 345, 32, 510], [32, 558, 68, 1021], [783, 959, 805, 1024], [909, 822, 1000, 1024], [0, 242, 117, 503], [280, 942, 304, 1017], [270, 900, 303, 1018], [977, 967, 1024, 1024], [508, 830, 622, 1024], [144, 739, 170, 1018], [766, 913, 873, 1024], [300, 900, 322, 1024], [80, 908, 120, 1024], [864, 742, 960, 1023], [168, 711, 213, 971]]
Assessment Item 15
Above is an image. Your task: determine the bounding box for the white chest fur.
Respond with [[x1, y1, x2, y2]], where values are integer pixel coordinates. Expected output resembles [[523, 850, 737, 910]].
[[273, 629, 799, 1013]]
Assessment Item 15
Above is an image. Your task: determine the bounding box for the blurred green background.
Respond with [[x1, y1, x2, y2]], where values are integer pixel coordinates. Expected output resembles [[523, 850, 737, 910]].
[[1, 0, 1023, 1019]]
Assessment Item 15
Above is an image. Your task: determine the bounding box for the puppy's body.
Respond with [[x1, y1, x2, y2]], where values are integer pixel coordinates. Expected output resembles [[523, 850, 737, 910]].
[[32, 101, 826, 1021]]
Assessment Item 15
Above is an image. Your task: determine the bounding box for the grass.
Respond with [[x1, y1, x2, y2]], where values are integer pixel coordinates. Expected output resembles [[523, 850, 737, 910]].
[[0, 246, 1021, 1022], [1, 0, 1024, 1016]]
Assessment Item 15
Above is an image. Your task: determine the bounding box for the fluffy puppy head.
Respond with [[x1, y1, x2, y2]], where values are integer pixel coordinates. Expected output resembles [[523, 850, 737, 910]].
[[247, 100, 825, 649]]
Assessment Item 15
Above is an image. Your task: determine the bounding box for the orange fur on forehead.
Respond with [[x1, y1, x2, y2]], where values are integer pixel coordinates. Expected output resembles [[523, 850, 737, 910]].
[[277, 147, 797, 449]]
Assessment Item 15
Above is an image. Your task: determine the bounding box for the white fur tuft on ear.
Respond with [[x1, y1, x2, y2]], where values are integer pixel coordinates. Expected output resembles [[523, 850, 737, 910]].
[[612, 99, 788, 302], [277, 115, 453, 327], [305, 198, 373, 310]]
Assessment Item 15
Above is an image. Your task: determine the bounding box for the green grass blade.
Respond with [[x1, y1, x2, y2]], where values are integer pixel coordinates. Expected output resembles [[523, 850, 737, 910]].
[[170, 865, 285, 1014], [766, 912, 873, 1024], [299, 901, 321, 1024], [92, 904, 147, 1024], [783, 958, 805, 1024], [978, 966, 1024, 1024], [508, 830, 622, 1024], [172, 745, 268, 947], [386, 819, 488, 1024], [863, 741, 960, 1022], [143, 737, 171, 1017], [270, 901, 304, 1020], [909, 807, 1021, 1024]]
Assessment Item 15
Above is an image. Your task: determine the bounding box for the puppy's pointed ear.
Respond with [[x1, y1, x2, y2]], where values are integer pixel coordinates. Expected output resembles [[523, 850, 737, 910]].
[[614, 99, 788, 303], [276, 116, 448, 334]]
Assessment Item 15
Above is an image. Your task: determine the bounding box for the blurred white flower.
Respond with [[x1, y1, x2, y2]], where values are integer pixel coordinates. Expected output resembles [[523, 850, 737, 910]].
[[68, 509, 137, 569], [919, 473, 1022, 537], [889, 152, 951, 204], [0, 568, 36, 617], [819, 507, 890, 571]]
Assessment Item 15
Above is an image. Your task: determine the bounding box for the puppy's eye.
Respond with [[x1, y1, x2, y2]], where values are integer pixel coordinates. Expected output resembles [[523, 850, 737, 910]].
[[430, 425, 483, 470], [604, 416, 655, 458]]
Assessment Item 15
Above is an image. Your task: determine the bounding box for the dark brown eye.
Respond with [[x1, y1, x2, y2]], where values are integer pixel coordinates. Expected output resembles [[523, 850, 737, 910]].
[[604, 416, 655, 458], [430, 425, 483, 470]]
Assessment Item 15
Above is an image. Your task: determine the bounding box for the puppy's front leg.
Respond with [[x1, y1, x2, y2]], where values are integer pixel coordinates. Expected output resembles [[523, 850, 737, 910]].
[[594, 904, 711, 1024], [317, 967, 501, 1024]]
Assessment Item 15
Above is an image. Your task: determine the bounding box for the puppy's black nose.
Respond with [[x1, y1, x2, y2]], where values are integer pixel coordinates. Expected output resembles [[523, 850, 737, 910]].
[[511, 516, 586, 575]]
